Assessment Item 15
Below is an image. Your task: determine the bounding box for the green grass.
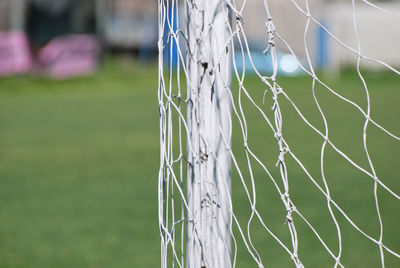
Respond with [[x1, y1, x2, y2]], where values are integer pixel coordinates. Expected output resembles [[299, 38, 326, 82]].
[[228, 70, 400, 267], [0, 59, 160, 267], [0, 59, 399, 267]]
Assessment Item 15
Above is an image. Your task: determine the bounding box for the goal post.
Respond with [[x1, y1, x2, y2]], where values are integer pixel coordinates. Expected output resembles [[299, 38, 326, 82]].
[[158, 0, 400, 267], [186, 0, 232, 267]]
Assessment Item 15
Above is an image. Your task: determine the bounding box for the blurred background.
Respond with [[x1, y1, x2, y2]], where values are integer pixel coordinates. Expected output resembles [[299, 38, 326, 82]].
[[0, 0, 399, 267]]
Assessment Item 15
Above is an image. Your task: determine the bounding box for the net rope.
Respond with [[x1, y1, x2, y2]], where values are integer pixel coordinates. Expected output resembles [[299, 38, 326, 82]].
[[158, 0, 400, 267]]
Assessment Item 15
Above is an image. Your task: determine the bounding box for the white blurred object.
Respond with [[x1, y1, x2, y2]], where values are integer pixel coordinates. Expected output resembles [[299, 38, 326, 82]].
[[280, 54, 299, 74], [100, 0, 157, 48], [326, 2, 400, 72]]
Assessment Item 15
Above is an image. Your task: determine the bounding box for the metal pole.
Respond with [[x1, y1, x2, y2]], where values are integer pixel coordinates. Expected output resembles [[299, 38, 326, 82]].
[[186, 0, 232, 267], [10, 0, 25, 31], [95, 0, 107, 37]]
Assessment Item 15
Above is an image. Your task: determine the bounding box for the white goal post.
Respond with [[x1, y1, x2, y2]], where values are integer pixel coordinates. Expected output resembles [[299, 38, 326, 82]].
[[158, 0, 400, 267], [185, 1, 232, 267]]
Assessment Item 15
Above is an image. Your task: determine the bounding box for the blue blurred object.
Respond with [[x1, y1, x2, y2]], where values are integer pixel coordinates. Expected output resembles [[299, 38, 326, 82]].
[[234, 48, 302, 76], [163, 5, 179, 68], [317, 21, 329, 69]]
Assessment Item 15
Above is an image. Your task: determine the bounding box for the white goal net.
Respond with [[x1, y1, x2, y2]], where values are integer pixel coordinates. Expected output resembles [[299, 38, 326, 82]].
[[158, 0, 400, 267]]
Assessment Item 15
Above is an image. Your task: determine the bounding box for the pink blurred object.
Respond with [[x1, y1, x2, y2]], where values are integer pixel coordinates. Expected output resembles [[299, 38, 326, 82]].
[[38, 35, 101, 79], [0, 31, 32, 76]]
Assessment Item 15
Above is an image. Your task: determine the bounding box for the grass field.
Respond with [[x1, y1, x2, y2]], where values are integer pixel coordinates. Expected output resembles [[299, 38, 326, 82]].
[[0, 58, 399, 267]]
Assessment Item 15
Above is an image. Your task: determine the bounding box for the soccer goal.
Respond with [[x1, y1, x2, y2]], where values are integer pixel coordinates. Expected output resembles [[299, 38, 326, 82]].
[[158, 0, 400, 267]]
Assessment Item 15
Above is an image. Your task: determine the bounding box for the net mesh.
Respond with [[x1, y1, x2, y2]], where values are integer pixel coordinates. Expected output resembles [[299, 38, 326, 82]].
[[158, 0, 400, 267]]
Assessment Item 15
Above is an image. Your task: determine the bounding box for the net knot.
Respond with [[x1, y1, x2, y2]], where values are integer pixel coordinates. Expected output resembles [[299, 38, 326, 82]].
[[285, 215, 293, 224], [281, 192, 290, 200], [235, 14, 244, 25], [280, 146, 289, 155], [160, 225, 170, 237], [243, 142, 248, 150], [263, 20, 276, 54], [265, 20, 275, 46], [265, 20, 276, 36], [275, 86, 283, 95], [174, 93, 182, 100], [261, 76, 268, 83], [274, 131, 282, 139], [187, 216, 196, 225], [275, 147, 289, 166]]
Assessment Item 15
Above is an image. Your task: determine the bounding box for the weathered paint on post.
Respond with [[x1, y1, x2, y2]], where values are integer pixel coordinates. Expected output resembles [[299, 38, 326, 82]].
[[186, 0, 232, 267]]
